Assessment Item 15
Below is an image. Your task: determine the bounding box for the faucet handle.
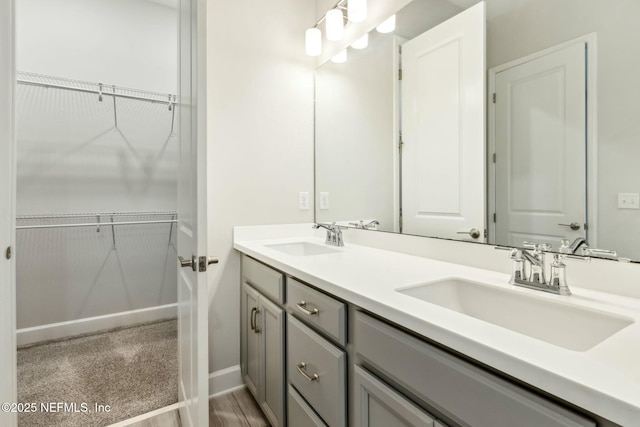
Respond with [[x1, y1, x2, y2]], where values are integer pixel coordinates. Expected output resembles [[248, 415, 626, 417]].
[[523, 241, 552, 252]]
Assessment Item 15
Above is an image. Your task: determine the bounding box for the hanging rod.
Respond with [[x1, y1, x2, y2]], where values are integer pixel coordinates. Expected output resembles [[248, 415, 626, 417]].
[[17, 211, 177, 220], [17, 80, 177, 107], [16, 71, 176, 107], [16, 219, 177, 230]]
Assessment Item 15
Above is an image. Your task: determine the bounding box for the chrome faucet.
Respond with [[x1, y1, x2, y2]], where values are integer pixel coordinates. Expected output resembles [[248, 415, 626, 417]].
[[348, 219, 379, 230], [505, 242, 585, 296], [312, 222, 347, 247]]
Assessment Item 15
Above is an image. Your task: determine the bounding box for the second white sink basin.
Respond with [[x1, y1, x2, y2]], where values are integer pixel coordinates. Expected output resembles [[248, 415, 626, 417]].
[[266, 242, 339, 256], [397, 278, 633, 351]]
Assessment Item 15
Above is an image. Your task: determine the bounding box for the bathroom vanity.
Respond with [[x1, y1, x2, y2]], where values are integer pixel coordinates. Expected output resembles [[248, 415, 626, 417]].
[[235, 225, 640, 427]]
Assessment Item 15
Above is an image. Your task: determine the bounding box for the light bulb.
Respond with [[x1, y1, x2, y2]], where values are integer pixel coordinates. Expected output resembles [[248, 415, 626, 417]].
[[326, 9, 344, 41], [348, 0, 367, 23], [305, 28, 322, 56], [351, 33, 369, 50], [331, 49, 348, 64], [376, 14, 396, 33]]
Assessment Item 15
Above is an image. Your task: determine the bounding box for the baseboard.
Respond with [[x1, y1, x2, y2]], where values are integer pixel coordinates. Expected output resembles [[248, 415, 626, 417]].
[[109, 401, 184, 427], [16, 303, 178, 346], [209, 365, 244, 398]]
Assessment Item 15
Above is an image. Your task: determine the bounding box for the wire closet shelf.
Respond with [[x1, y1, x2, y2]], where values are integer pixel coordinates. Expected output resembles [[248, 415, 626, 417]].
[[16, 71, 177, 108], [16, 211, 178, 230]]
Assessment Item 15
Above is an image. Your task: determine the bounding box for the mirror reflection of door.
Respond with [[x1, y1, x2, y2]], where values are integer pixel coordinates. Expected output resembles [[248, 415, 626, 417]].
[[401, 2, 486, 242], [491, 40, 589, 249]]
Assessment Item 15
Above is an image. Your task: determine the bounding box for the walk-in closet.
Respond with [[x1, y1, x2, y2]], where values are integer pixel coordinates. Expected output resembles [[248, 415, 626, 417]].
[[14, 1, 179, 425]]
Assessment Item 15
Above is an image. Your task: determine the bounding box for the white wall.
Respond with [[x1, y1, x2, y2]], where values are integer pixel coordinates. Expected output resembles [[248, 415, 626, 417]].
[[16, 0, 178, 94], [206, 0, 315, 374], [15, 0, 179, 331], [315, 32, 396, 231]]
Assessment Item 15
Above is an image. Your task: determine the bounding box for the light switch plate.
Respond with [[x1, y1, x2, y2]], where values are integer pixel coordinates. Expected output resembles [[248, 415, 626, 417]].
[[299, 192, 310, 210], [320, 192, 330, 210], [618, 193, 640, 209]]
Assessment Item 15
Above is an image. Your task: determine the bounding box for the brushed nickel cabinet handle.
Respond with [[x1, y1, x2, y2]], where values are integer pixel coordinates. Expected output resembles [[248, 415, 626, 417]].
[[296, 301, 319, 316], [250, 307, 256, 331], [253, 308, 261, 333], [296, 362, 319, 382]]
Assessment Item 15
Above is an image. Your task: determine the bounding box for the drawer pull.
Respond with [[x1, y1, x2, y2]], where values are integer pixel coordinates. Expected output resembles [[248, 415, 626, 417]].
[[296, 301, 320, 316], [250, 307, 256, 331], [251, 307, 261, 333], [296, 362, 319, 382]]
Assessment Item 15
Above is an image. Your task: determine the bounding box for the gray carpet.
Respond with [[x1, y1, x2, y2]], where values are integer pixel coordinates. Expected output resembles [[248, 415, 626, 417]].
[[17, 319, 178, 427]]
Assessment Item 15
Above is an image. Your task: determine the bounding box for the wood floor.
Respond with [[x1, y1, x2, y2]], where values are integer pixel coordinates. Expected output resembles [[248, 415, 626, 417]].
[[128, 388, 269, 427]]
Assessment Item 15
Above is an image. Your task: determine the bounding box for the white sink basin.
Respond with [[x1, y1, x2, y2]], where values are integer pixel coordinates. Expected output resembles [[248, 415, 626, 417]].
[[397, 278, 633, 351], [266, 242, 339, 256]]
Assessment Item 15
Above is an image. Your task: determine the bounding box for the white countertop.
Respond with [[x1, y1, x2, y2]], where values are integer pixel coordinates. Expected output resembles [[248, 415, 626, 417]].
[[234, 226, 640, 426]]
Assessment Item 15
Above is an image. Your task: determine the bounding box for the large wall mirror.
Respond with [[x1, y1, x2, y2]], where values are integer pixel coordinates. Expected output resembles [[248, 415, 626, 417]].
[[315, 0, 640, 262]]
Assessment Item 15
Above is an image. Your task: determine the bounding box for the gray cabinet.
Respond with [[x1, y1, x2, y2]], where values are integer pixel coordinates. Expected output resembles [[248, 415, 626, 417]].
[[241, 259, 286, 427], [353, 365, 435, 427], [354, 311, 595, 427], [239, 256, 603, 427]]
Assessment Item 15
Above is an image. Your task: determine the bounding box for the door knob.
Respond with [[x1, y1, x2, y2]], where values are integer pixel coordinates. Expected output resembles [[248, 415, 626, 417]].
[[558, 222, 581, 231], [457, 228, 481, 239], [178, 255, 197, 271]]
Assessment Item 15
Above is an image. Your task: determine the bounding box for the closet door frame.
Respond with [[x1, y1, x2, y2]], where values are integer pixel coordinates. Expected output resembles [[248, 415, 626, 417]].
[[0, 1, 17, 426]]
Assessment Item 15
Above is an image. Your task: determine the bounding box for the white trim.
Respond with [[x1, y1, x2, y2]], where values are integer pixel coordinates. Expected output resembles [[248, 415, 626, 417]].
[[107, 402, 184, 427], [17, 303, 177, 346], [0, 0, 17, 425], [487, 33, 598, 247], [208, 365, 243, 398]]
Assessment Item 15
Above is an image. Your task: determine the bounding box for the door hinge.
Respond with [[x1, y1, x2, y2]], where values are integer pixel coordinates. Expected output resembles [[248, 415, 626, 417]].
[[493, 153, 496, 163], [399, 69, 403, 80], [493, 93, 496, 103], [493, 213, 497, 223], [5, 246, 11, 260], [484, 229, 487, 238]]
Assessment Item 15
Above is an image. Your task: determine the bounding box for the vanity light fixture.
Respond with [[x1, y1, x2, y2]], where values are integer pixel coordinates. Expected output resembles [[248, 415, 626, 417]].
[[376, 14, 396, 33], [305, 27, 322, 56], [351, 33, 369, 49], [331, 49, 348, 63], [326, 8, 345, 41], [305, 0, 368, 56]]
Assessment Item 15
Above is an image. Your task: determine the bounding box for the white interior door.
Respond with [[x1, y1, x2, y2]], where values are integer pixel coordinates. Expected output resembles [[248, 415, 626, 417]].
[[401, 2, 486, 241], [177, 0, 209, 426], [493, 42, 586, 248], [0, 1, 17, 426]]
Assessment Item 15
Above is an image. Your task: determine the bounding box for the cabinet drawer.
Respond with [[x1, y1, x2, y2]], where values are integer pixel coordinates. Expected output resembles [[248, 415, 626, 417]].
[[287, 278, 347, 345], [288, 385, 328, 427], [355, 312, 595, 427], [288, 316, 346, 427], [242, 255, 285, 303]]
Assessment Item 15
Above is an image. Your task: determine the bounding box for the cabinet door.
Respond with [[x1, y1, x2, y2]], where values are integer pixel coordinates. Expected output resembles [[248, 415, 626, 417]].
[[241, 282, 261, 400], [354, 365, 435, 427], [259, 295, 285, 427]]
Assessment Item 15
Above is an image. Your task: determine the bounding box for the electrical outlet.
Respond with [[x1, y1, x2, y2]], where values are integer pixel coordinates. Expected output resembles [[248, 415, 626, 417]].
[[320, 192, 330, 210], [299, 192, 310, 210], [618, 193, 640, 209]]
